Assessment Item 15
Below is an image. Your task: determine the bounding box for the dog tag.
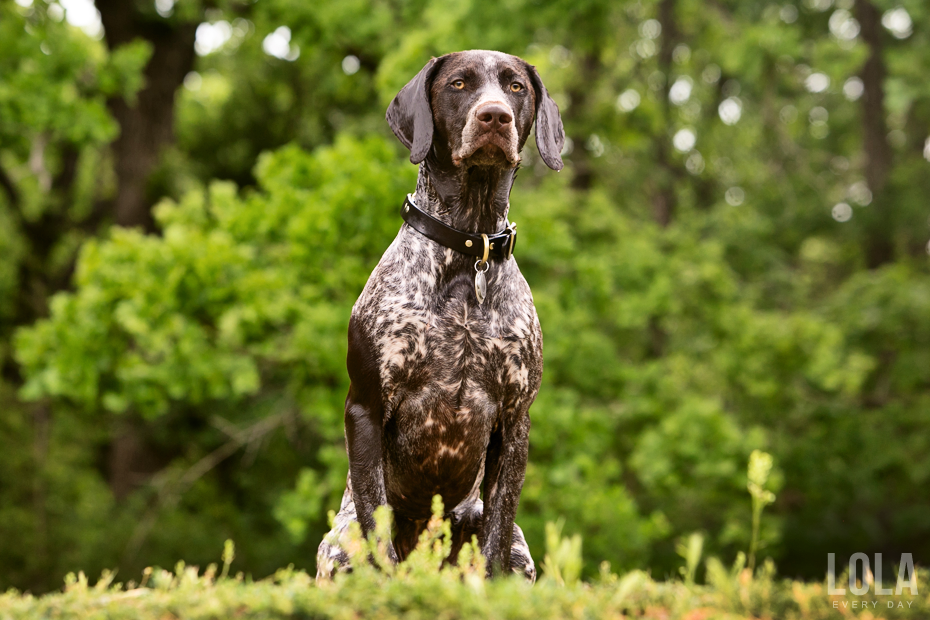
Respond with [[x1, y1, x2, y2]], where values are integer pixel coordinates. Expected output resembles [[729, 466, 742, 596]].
[[474, 260, 489, 305], [475, 271, 487, 304]]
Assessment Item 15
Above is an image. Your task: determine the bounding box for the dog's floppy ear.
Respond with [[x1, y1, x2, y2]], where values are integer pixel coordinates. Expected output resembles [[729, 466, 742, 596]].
[[386, 56, 445, 164], [525, 64, 565, 171]]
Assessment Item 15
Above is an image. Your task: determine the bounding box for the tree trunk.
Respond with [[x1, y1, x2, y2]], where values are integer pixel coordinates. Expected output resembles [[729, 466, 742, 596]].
[[653, 0, 678, 228], [854, 0, 894, 268], [96, 1, 198, 229], [29, 403, 50, 590], [566, 52, 600, 191], [94, 2, 199, 500]]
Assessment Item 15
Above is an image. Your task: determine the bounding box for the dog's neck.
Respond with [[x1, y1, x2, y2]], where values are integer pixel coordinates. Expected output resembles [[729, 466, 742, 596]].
[[413, 156, 514, 234]]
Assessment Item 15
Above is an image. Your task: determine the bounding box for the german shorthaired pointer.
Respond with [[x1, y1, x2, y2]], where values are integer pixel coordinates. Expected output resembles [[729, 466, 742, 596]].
[[317, 50, 564, 581]]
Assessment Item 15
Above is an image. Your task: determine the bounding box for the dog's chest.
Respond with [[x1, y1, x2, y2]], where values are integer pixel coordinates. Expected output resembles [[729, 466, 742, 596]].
[[357, 228, 541, 394], [353, 229, 541, 490]]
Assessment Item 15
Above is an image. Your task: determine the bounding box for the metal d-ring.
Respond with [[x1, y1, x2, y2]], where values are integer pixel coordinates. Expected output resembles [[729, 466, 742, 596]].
[[480, 233, 490, 265], [506, 221, 517, 260]]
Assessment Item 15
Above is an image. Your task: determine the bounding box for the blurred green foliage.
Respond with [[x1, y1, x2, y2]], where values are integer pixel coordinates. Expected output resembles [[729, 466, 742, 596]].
[[2, 0, 930, 594]]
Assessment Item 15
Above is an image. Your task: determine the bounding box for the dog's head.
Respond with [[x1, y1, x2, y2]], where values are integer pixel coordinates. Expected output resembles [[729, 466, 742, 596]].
[[386, 50, 565, 171]]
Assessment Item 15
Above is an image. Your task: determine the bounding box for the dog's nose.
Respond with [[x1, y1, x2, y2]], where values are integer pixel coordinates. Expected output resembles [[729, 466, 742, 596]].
[[476, 103, 513, 130]]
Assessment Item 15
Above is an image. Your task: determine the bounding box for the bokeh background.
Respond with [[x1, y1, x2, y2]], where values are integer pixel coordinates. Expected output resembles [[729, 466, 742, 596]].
[[1, 0, 929, 594]]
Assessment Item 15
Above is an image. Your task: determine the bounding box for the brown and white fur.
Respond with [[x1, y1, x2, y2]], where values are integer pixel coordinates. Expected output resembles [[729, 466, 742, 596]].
[[316, 50, 564, 581]]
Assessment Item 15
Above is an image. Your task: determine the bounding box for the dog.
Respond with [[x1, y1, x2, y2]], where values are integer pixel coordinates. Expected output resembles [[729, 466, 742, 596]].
[[316, 49, 564, 581]]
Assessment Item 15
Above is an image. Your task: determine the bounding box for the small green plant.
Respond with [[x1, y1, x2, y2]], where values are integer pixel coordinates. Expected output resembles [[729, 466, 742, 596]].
[[339, 495, 486, 581], [540, 519, 583, 586], [220, 539, 235, 579], [675, 532, 703, 585], [746, 450, 776, 573]]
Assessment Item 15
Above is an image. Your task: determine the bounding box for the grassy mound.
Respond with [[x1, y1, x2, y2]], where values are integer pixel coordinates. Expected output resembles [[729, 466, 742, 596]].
[[2, 561, 925, 620]]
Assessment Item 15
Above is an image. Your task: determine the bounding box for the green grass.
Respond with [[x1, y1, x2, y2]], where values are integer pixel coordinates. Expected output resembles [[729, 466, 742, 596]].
[[2, 559, 926, 620]]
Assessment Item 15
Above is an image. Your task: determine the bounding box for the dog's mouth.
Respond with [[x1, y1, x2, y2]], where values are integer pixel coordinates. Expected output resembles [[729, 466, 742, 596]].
[[453, 132, 520, 168], [478, 143, 505, 156]]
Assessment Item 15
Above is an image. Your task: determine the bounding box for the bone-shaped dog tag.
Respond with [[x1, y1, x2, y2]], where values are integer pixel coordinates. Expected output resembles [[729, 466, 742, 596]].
[[474, 260, 489, 305]]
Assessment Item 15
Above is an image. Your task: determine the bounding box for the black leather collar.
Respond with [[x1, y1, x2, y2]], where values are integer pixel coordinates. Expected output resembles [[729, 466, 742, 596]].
[[401, 195, 517, 261]]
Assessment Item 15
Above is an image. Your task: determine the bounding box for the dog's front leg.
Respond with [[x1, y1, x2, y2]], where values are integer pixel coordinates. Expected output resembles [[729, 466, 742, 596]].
[[344, 390, 398, 565], [344, 317, 398, 566], [480, 409, 531, 577]]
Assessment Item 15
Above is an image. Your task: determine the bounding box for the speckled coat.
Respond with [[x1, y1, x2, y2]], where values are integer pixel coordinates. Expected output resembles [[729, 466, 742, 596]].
[[316, 50, 564, 581]]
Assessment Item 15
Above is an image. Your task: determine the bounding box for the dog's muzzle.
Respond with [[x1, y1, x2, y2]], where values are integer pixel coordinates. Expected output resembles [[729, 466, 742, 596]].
[[454, 100, 521, 166]]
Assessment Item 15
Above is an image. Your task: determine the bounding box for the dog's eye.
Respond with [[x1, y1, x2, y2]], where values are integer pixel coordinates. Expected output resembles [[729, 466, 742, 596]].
[[510, 82, 524, 92], [452, 80, 465, 90]]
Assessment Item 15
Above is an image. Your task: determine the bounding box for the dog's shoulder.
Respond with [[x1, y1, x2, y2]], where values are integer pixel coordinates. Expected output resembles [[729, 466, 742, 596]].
[[352, 228, 435, 321]]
